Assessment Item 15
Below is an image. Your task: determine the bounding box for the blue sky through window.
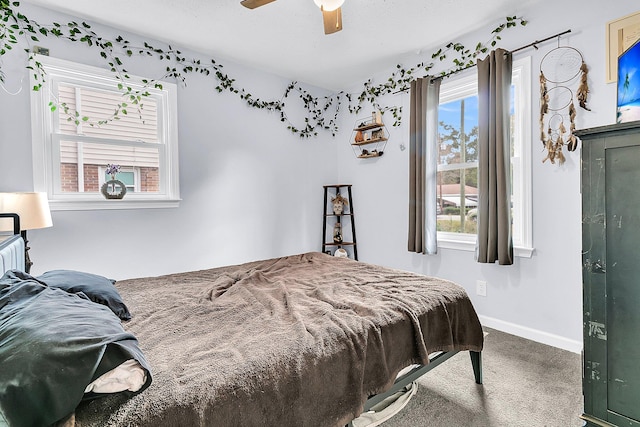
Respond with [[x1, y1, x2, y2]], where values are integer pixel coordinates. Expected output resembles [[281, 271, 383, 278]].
[[438, 95, 479, 137]]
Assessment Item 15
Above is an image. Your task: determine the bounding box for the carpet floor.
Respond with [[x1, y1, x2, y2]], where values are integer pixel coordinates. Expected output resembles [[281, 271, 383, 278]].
[[380, 327, 584, 427]]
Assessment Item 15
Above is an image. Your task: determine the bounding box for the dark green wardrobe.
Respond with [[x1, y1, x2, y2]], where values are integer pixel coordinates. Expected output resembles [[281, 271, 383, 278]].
[[577, 121, 640, 427]]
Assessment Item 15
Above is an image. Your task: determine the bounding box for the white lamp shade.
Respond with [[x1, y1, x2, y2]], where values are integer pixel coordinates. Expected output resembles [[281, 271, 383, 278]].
[[0, 192, 53, 232], [313, 0, 344, 11]]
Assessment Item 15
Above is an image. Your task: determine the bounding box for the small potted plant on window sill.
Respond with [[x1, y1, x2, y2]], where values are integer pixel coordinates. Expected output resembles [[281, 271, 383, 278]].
[[101, 164, 127, 199]]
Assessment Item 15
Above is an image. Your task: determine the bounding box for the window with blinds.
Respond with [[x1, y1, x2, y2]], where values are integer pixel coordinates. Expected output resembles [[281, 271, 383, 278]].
[[30, 56, 180, 210]]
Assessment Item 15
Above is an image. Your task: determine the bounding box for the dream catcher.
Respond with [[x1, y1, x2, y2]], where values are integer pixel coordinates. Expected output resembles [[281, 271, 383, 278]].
[[539, 43, 590, 165]]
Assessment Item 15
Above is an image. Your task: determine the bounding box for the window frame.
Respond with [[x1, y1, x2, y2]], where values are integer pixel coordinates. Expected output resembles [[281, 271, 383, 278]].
[[30, 55, 180, 211], [435, 56, 533, 257]]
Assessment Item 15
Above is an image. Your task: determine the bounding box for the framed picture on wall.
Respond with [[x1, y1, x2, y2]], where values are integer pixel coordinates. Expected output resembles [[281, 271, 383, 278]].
[[606, 11, 640, 83], [617, 38, 640, 123]]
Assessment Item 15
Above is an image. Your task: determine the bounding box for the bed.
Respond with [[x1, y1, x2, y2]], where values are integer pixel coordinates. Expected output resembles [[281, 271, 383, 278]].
[[0, 219, 483, 427]]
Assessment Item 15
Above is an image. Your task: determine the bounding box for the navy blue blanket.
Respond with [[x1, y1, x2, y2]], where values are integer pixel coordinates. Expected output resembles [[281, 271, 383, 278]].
[[0, 270, 151, 427]]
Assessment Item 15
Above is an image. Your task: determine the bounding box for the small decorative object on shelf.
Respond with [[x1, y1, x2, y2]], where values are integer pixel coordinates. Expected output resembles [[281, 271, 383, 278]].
[[333, 222, 343, 243], [350, 113, 389, 159], [101, 163, 127, 200], [334, 248, 348, 258], [331, 193, 348, 215], [359, 149, 382, 158]]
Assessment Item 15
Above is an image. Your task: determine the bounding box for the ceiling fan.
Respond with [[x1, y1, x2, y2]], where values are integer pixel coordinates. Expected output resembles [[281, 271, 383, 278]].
[[240, 0, 344, 35]]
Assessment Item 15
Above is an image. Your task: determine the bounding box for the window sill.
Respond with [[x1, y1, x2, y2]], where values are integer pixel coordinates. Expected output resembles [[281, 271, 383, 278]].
[[437, 237, 534, 258], [49, 198, 181, 211]]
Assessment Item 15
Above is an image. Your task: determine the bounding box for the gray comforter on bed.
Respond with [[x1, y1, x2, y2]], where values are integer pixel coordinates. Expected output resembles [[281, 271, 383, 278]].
[[0, 271, 151, 427], [75, 252, 483, 427]]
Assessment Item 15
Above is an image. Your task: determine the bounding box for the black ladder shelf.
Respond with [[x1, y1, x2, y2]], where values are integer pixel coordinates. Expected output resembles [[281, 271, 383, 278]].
[[322, 184, 358, 260]]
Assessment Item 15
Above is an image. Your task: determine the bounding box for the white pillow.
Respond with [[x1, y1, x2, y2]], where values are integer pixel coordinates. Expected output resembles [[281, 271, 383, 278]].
[[84, 359, 147, 394]]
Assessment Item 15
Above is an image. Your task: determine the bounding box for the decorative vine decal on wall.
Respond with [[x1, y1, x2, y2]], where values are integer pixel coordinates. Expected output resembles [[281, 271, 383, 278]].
[[0, 1, 526, 137], [347, 15, 527, 126]]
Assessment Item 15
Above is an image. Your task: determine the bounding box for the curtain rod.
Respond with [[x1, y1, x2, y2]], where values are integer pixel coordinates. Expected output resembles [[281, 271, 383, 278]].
[[393, 29, 572, 93], [509, 28, 572, 54]]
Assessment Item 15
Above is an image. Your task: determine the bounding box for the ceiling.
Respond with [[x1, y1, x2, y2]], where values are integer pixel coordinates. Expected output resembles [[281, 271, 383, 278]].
[[23, 0, 540, 90]]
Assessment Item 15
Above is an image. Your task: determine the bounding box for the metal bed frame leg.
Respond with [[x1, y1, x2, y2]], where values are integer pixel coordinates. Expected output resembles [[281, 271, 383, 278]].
[[470, 351, 483, 384]]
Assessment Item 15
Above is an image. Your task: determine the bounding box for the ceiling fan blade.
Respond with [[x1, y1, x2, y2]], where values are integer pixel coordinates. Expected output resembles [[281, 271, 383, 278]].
[[322, 6, 342, 34], [240, 0, 277, 9]]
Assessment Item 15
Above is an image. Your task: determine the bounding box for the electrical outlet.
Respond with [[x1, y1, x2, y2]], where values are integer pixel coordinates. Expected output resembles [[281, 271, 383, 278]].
[[476, 280, 487, 297]]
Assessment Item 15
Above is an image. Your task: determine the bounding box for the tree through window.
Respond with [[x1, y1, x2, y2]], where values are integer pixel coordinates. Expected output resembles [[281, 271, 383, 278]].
[[437, 94, 479, 234], [434, 57, 532, 255]]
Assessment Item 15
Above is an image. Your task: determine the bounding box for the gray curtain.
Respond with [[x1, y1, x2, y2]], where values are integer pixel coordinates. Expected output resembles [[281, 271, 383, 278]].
[[408, 77, 441, 254], [476, 48, 513, 265]]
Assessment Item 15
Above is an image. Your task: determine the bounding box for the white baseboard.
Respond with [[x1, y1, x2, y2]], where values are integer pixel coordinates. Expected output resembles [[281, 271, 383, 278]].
[[478, 315, 583, 354]]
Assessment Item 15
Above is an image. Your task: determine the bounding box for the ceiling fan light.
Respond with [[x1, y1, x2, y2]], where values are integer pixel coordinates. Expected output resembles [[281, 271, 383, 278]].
[[313, 0, 344, 12]]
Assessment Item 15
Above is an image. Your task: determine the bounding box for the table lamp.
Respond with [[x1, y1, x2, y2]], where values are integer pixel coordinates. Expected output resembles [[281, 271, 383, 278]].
[[0, 192, 53, 274]]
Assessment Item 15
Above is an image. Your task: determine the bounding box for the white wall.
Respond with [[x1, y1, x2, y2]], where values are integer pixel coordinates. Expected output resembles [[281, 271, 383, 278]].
[[0, 3, 338, 280], [336, 0, 639, 352]]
